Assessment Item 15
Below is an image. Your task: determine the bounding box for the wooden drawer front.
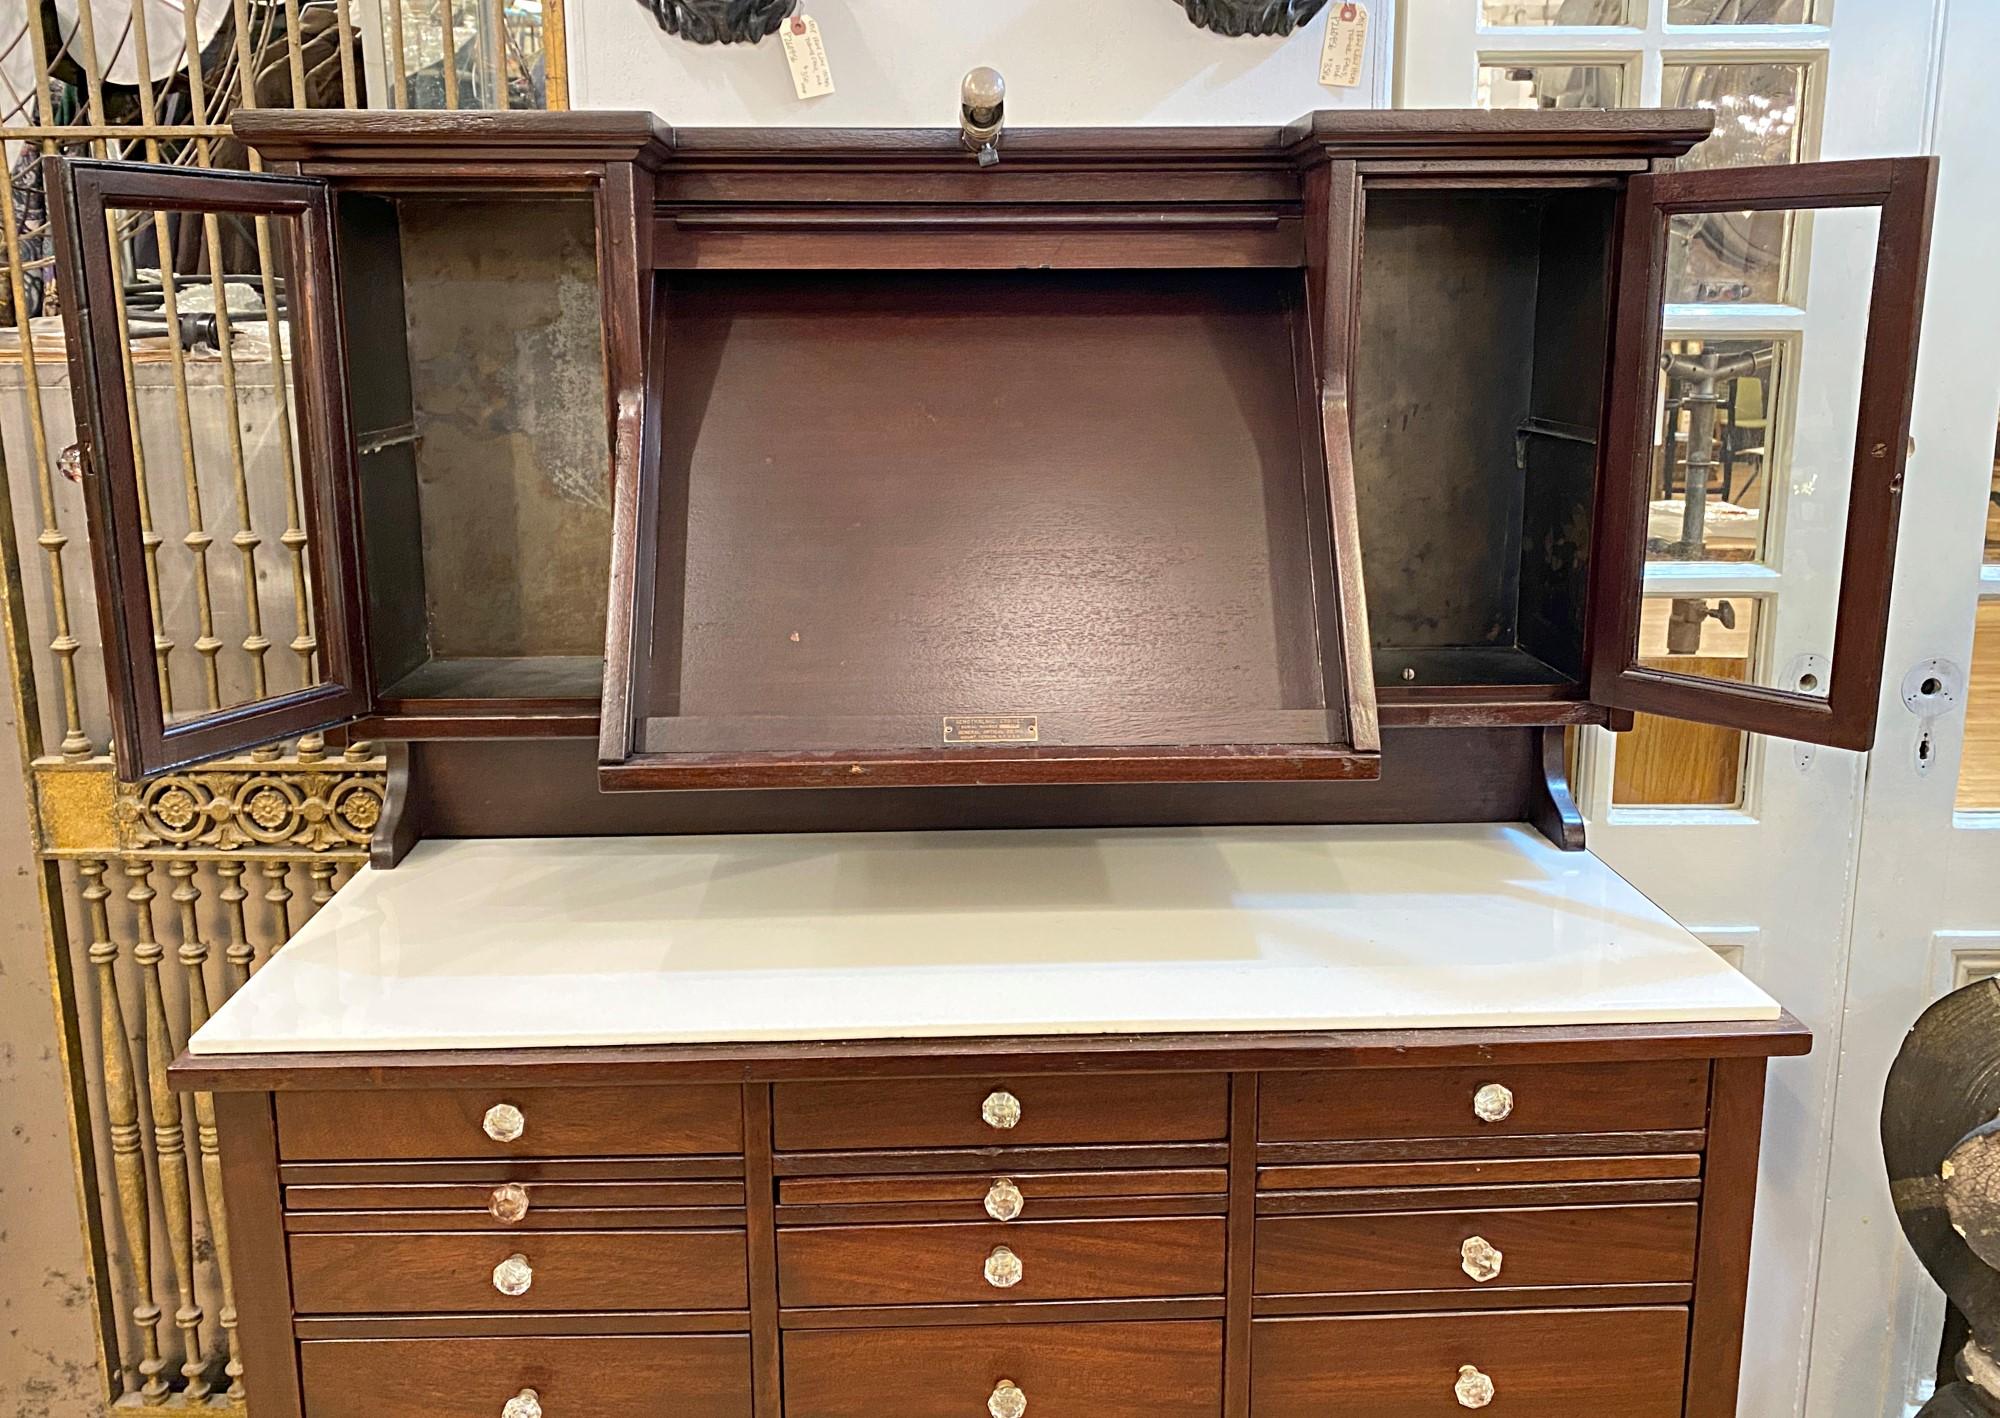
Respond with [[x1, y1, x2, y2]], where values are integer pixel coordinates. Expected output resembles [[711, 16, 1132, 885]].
[[1251, 1307, 1688, 1417], [783, 1320, 1223, 1418], [277, 1085, 745, 1160], [777, 1217, 1225, 1307], [287, 1180, 747, 1211], [298, 1334, 752, 1418], [777, 1168, 1227, 1224], [1259, 1062, 1709, 1142], [772, 1075, 1228, 1151], [289, 1229, 749, 1314], [1254, 1203, 1698, 1296]]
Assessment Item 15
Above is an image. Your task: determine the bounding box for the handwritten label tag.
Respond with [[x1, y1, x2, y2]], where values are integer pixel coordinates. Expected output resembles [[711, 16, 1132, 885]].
[[779, 14, 834, 100], [1319, 2, 1368, 89]]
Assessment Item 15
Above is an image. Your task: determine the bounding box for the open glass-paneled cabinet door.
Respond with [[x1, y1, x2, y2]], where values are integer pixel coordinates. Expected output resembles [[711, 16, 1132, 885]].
[[47, 158, 370, 778], [1592, 157, 1938, 752]]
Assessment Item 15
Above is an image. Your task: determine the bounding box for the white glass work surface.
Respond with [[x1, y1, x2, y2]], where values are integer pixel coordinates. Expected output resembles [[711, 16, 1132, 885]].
[[189, 823, 1779, 1054]]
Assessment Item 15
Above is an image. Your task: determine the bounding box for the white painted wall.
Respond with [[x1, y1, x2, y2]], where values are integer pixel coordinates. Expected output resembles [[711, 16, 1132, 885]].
[[567, 1, 1394, 126]]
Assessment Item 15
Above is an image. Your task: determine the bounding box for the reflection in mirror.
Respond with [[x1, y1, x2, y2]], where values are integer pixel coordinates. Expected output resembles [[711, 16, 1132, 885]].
[[1668, 0, 1817, 22], [1478, 62, 1626, 110], [104, 203, 318, 727], [1481, 0, 1633, 23], [1662, 61, 1810, 304], [1650, 338, 1783, 563], [1962, 601, 2000, 812]]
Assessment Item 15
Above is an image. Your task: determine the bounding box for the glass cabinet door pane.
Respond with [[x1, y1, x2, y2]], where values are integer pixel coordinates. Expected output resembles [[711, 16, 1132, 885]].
[[1482, 0, 1635, 24], [1597, 159, 1936, 750], [49, 160, 368, 777]]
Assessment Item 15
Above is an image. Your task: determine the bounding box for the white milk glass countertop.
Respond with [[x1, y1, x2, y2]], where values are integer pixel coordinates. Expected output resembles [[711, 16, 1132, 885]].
[[188, 822, 1779, 1054]]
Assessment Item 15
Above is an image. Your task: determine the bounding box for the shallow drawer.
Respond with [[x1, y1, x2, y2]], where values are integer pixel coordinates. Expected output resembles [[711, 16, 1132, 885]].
[[298, 1334, 752, 1418], [777, 1217, 1225, 1307], [783, 1320, 1222, 1418], [772, 1074, 1228, 1151], [277, 1085, 745, 1161], [1259, 1062, 1709, 1143], [284, 1178, 747, 1231], [777, 1168, 1227, 1223], [1251, 1307, 1688, 1417], [1254, 1203, 1699, 1296], [289, 1229, 749, 1314]]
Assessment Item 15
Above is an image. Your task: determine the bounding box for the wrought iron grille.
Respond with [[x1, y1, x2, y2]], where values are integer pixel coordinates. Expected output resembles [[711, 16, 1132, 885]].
[[0, 3, 566, 1408]]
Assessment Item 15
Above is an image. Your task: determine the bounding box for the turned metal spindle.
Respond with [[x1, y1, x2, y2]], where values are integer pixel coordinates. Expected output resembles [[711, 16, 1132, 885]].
[[127, 859, 211, 1399], [215, 860, 254, 990], [172, 862, 244, 1397], [264, 859, 295, 943], [79, 859, 166, 1399], [307, 859, 340, 915]]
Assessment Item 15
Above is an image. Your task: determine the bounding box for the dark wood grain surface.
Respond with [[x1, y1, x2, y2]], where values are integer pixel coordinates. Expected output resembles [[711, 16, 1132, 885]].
[[772, 1075, 1230, 1152], [275, 1084, 745, 1160], [297, 1334, 750, 1418], [782, 1320, 1224, 1418], [1250, 1306, 1688, 1416], [289, 1229, 749, 1314]]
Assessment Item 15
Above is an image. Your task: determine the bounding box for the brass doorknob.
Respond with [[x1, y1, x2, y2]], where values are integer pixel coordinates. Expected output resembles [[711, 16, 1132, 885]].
[[489, 1183, 531, 1224], [483, 1102, 526, 1142], [985, 1178, 1025, 1222], [502, 1389, 542, 1418], [984, 1245, 1023, 1289], [1472, 1083, 1514, 1123], [1460, 1236, 1503, 1283], [1455, 1365, 1495, 1409], [492, 1252, 534, 1296], [982, 1090, 1022, 1130], [988, 1379, 1027, 1418]]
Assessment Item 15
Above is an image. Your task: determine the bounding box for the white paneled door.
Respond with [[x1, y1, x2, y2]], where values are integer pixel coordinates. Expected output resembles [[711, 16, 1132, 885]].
[[1402, 2, 1989, 1415]]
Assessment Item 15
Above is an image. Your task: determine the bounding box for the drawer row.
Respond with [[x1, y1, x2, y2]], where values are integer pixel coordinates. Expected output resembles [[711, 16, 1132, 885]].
[[284, 1202, 1696, 1314], [301, 1310, 1688, 1418], [270, 1060, 1712, 1161]]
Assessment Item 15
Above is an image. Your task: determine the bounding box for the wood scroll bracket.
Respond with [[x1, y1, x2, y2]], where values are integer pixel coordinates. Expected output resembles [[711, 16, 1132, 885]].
[[370, 741, 429, 871], [1528, 726, 1587, 853]]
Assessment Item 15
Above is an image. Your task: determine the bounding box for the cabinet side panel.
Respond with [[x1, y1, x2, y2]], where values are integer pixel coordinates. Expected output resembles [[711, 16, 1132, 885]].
[[212, 1092, 302, 1418]]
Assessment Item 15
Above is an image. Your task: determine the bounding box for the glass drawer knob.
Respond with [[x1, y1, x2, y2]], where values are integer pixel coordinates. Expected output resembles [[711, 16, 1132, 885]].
[[982, 1090, 1022, 1130], [1472, 1083, 1514, 1123], [985, 1177, 1025, 1222], [984, 1245, 1023, 1289], [1460, 1235, 1503, 1283], [1455, 1365, 1495, 1408], [489, 1183, 531, 1224], [483, 1102, 526, 1142], [988, 1379, 1027, 1418], [492, 1252, 534, 1296], [502, 1390, 542, 1418]]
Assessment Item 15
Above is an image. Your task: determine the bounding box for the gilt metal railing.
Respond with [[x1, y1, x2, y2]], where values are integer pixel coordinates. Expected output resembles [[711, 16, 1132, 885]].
[[0, 2, 565, 1407]]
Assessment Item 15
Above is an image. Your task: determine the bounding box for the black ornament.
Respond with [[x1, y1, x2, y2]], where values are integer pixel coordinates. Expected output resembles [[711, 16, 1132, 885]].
[[1175, 0, 1330, 37], [642, 0, 798, 44]]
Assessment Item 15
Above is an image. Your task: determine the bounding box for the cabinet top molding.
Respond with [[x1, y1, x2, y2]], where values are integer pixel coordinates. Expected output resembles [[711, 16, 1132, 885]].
[[231, 107, 1715, 170]]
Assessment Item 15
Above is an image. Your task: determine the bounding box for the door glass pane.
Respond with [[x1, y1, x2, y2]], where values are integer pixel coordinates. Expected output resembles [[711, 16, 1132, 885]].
[[1478, 62, 1627, 110], [1641, 203, 1882, 698], [1615, 594, 1754, 805], [1651, 337, 1784, 561], [1987, 422, 2000, 565], [1962, 599, 2000, 812], [1662, 61, 1811, 304], [102, 202, 322, 725], [1482, 0, 1634, 24], [1668, 0, 1819, 22]]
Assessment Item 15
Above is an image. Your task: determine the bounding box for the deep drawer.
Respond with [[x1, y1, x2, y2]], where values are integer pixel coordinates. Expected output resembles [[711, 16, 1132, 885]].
[[771, 1074, 1228, 1151], [783, 1320, 1223, 1418], [776, 1216, 1225, 1307], [1250, 1307, 1688, 1417], [1258, 1062, 1710, 1143], [298, 1334, 752, 1418], [276, 1085, 746, 1160], [1254, 1203, 1699, 1296], [289, 1229, 749, 1314]]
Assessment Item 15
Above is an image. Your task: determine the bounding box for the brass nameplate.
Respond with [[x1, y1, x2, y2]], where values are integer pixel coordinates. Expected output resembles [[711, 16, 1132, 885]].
[[942, 715, 1039, 745]]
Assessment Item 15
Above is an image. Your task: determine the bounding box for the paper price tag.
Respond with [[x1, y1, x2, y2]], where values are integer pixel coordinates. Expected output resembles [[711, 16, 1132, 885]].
[[1319, 2, 1368, 89], [779, 13, 835, 101]]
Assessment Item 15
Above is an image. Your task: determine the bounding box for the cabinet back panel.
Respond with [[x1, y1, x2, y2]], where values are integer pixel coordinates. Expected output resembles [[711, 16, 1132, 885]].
[[649, 269, 1323, 726], [397, 197, 611, 661]]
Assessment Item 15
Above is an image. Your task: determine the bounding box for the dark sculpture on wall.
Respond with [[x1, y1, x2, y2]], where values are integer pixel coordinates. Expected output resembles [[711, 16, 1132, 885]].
[[1175, 0, 1330, 36], [1885, 978, 2000, 1416], [640, 0, 797, 44]]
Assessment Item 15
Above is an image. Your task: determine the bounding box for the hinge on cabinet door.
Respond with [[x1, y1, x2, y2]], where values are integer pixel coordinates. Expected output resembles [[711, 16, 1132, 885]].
[[1901, 657, 1965, 778], [1514, 417, 1598, 472]]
